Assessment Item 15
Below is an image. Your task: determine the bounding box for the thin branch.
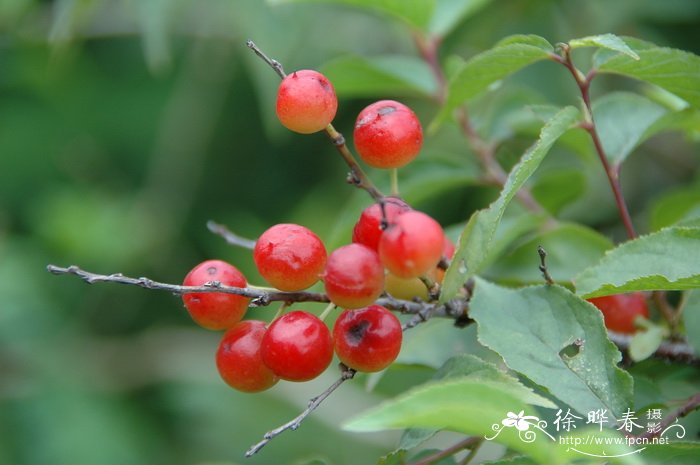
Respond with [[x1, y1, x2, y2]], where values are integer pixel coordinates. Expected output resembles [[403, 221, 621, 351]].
[[537, 245, 554, 285], [246, 40, 286, 78], [206, 220, 256, 249], [246, 39, 385, 203], [245, 366, 356, 456], [46, 264, 329, 307], [325, 124, 385, 202], [553, 45, 636, 239], [637, 392, 700, 440], [607, 331, 699, 365], [407, 436, 482, 465]]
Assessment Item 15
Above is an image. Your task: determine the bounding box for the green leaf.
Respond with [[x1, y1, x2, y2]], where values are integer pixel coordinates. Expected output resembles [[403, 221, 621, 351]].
[[469, 279, 634, 417], [269, 0, 436, 31], [344, 378, 566, 465], [575, 226, 700, 298], [596, 37, 700, 109], [434, 35, 554, 127], [643, 442, 700, 465], [629, 325, 667, 362], [682, 290, 700, 356], [649, 184, 700, 231], [486, 223, 613, 284], [429, 0, 493, 36], [441, 106, 580, 301], [531, 170, 586, 215], [320, 55, 438, 98], [482, 458, 538, 465], [397, 354, 557, 450], [592, 92, 667, 165], [569, 34, 639, 60]]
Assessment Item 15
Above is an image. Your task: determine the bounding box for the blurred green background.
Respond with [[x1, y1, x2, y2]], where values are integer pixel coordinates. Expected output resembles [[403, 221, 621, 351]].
[[1, 1, 699, 464]]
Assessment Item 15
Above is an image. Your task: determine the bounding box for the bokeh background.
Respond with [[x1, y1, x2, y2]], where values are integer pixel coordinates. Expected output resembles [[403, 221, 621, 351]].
[[1, 1, 699, 464]]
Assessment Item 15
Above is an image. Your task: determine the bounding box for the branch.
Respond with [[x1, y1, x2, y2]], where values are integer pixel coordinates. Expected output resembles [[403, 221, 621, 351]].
[[207, 220, 256, 249], [607, 331, 699, 365], [246, 39, 384, 203], [246, 366, 356, 456], [46, 264, 329, 307], [637, 391, 700, 440], [553, 45, 636, 240], [407, 436, 482, 465]]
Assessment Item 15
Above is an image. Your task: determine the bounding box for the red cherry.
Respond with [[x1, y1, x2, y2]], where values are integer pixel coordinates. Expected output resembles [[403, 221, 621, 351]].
[[253, 223, 327, 291], [379, 211, 445, 279], [216, 320, 279, 393], [182, 260, 249, 330], [354, 100, 423, 169], [276, 70, 338, 134], [352, 197, 412, 252], [322, 243, 385, 309], [260, 311, 333, 382], [587, 293, 650, 334], [333, 305, 402, 372]]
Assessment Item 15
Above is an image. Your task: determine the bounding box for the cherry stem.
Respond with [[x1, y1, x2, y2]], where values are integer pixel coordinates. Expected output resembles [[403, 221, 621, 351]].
[[207, 220, 256, 249], [390, 168, 400, 196], [246, 39, 385, 203], [245, 366, 356, 456], [318, 302, 337, 321], [552, 44, 636, 240]]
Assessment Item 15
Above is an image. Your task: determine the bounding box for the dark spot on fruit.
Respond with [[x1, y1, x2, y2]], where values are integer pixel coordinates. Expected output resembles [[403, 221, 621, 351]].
[[347, 320, 370, 344], [206, 266, 218, 275]]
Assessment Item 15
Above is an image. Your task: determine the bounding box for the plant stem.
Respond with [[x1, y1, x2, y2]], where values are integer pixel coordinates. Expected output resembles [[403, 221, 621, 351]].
[[637, 392, 700, 440], [553, 45, 636, 239], [407, 436, 482, 465], [390, 168, 400, 196], [206, 220, 257, 249], [245, 366, 356, 456]]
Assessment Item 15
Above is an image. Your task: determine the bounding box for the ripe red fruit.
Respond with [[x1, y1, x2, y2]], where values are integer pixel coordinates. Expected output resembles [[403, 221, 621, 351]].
[[333, 305, 402, 372], [379, 211, 445, 279], [260, 311, 334, 382], [253, 223, 327, 291], [276, 70, 338, 134], [353, 100, 423, 169], [182, 260, 250, 330], [352, 197, 412, 252], [587, 292, 650, 334], [216, 320, 279, 393], [322, 243, 385, 309]]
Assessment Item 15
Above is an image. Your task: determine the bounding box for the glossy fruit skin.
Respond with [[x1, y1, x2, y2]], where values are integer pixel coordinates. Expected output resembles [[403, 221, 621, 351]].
[[352, 197, 412, 252], [384, 273, 430, 301], [182, 260, 250, 330], [322, 243, 385, 309], [216, 320, 279, 393], [587, 292, 650, 334], [276, 70, 338, 134], [354, 100, 423, 169], [333, 305, 402, 372], [379, 211, 445, 279], [260, 311, 334, 381], [253, 223, 327, 291]]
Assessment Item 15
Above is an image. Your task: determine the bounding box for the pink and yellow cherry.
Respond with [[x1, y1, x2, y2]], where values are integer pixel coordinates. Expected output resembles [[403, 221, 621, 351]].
[[353, 100, 423, 169], [216, 320, 279, 393], [352, 197, 412, 252], [587, 292, 650, 334], [260, 310, 334, 381], [379, 211, 445, 279], [276, 70, 338, 134], [253, 223, 327, 291], [182, 259, 250, 330], [333, 305, 402, 372], [322, 243, 385, 309]]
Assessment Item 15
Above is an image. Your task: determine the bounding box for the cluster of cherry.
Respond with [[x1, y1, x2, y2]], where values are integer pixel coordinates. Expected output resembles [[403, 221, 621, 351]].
[[181, 68, 455, 392]]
